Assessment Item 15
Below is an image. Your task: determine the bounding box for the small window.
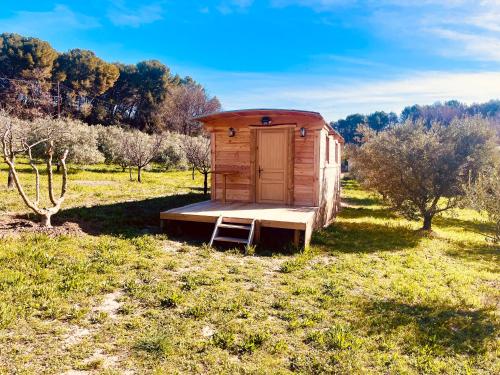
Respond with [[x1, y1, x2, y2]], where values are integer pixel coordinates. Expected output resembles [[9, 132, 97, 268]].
[[335, 141, 339, 164], [325, 136, 330, 163]]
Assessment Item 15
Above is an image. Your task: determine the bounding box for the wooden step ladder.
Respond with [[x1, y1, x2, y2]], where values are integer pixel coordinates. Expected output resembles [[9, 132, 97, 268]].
[[209, 216, 256, 249]]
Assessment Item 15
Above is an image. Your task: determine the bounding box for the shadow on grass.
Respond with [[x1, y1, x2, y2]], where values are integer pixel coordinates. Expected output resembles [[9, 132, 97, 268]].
[[446, 241, 500, 271], [312, 221, 421, 253], [363, 299, 497, 355], [340, 206, 397, 220], [434, 215, 496, 237], [56, 192, 206, 237]]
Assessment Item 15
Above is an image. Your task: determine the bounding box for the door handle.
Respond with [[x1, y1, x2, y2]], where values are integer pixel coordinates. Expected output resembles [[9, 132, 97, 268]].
[[258, 166, 263, 177]]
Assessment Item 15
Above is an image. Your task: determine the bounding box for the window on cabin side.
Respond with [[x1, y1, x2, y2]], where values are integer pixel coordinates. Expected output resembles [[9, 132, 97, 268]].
[[325, 136, 330, 163], [335, 141, 339, 164]]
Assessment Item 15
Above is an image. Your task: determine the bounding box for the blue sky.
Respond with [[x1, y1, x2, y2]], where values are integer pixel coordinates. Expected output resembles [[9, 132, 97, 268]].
[[1, 0, 499, 121]]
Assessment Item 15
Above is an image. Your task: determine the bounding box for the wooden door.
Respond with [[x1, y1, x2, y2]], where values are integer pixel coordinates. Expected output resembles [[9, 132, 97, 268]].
[[256, 129, 288, 204]]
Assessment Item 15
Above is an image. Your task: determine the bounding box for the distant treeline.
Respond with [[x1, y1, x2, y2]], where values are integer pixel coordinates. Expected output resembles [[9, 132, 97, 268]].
[[0, 33, 220, 134], [332, 100, 500, 143]]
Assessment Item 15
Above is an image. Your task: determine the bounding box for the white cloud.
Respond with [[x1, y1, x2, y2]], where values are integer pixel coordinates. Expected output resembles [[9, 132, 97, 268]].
[[107, 1, 164, 27], [270, 0, 500, 62], [0, 5, 100, 36], [201, 70, 500, 121]]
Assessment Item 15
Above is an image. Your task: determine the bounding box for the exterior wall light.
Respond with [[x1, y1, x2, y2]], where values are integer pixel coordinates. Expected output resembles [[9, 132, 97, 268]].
[[300, 127, 306, 137], [228, 127, 236, 137], [261, 116, 272, 126]]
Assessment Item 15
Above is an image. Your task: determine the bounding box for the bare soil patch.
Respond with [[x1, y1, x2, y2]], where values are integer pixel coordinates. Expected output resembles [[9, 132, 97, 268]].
[[0, 213, 86, 238]]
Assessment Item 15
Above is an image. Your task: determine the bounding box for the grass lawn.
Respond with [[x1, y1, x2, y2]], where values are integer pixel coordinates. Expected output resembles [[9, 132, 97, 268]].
[[0, 165, 498, 374]]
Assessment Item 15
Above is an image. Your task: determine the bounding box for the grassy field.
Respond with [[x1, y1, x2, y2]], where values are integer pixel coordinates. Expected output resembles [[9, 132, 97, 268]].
[[0, 164, 498, 374]]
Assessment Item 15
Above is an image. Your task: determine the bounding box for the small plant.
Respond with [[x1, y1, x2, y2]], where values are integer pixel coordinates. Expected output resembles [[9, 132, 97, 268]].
[[238, 331, 270, 354], [184, 304, 208, 319], [159, 291, 183, 308], [306, 324, 359, 351], [135, 333, 173, 358], [244, 245, 256, 256], [211, 331, 236, 350], [89, 311, 108, 324]]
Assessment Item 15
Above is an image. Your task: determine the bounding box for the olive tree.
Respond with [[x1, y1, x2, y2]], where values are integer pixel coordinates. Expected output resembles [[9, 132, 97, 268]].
[[154, 131, 188, 171], [99, 126, 163, 182], [182, 135, 211, 195], [464, 165, 500, 242], [31, 119, 104, 170], [352, 117, 496, 231], [1, 114, 69, 227], [123, 129, 163, 182], [97, 125, 130, 171]]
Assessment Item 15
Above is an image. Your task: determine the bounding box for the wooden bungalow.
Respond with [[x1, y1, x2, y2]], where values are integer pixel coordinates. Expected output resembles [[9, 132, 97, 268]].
[[160, 109, 344, 248]]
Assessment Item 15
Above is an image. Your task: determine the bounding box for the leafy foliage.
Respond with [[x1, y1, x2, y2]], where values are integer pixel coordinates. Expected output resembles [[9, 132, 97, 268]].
[[0, 33, 220, 131], [351, 117, 497, 230], [464, 165, 500, 242]]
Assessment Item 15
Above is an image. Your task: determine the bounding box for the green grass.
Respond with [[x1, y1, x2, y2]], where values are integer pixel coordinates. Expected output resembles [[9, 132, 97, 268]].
[[0, 167, 498, 374]]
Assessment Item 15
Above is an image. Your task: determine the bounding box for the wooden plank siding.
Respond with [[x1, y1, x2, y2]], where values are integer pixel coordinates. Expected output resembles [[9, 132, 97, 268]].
[[199, 109, 343, 231]]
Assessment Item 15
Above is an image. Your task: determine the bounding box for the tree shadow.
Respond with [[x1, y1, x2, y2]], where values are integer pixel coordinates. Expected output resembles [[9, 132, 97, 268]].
[[363, 299, 497, 355], [312, 221, 421, 253], [56, 192, 206, 237], [434, 215, 496, 238], [340, 206, 397, 220], [446, 241, 500, 271], [342, 196, 381, 207]]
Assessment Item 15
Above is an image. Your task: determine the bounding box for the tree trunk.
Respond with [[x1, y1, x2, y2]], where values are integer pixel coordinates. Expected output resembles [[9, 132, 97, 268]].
[[138, 167, 142, 183], [129, 166, 133, 181], [203, 172, 208, 195], [7, 168, 14, 189], [41, 213, 52, 228], [192, 166, 195, 180], [422, 214, 433, 231], [56, 163, 61, 173]]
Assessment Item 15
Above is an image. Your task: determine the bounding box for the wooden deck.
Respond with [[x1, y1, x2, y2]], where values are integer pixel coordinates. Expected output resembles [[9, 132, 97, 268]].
[[160, 200, 319, 247]]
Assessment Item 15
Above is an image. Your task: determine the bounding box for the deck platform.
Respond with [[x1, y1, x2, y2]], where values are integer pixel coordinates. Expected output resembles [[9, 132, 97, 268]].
[[160, 200, 319, 247]]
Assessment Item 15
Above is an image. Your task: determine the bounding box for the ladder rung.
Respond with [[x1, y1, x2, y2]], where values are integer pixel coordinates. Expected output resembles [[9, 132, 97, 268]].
[[214, 236, 249, 244], [218, 223, 251, 230]]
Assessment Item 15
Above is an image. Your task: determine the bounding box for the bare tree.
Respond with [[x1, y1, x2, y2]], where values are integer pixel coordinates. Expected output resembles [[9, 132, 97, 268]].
[[156, 82, 221, 136], [0, 114, 69, 227], [182, 135, 211, 195]]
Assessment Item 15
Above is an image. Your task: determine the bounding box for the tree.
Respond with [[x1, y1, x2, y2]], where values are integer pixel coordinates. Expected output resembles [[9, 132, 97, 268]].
[[156, 81, 221, 135], [351, 117, 496, 231], [154, 131, 188, 171], [53, 49, 119, 118], [30, 119, 104, 170], [0, 33, 58, 118], [182, 135, 211, 195], [0, 113, 70, 227], [331, 113, 366, 144], [0, 33, 58, 80], [99, 126, 164, 182], [464, 165, 500, 243], [97, 125, 130, 170], [366, 111, 397, 132], [125, 130, 163, 182]]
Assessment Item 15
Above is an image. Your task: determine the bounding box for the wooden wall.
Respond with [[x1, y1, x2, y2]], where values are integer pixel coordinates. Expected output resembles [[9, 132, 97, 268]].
[[212, 125, 252, 202], [294, 127, 316, 206], [315, 128, 342, 227], [206, 114, 342, 226]]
